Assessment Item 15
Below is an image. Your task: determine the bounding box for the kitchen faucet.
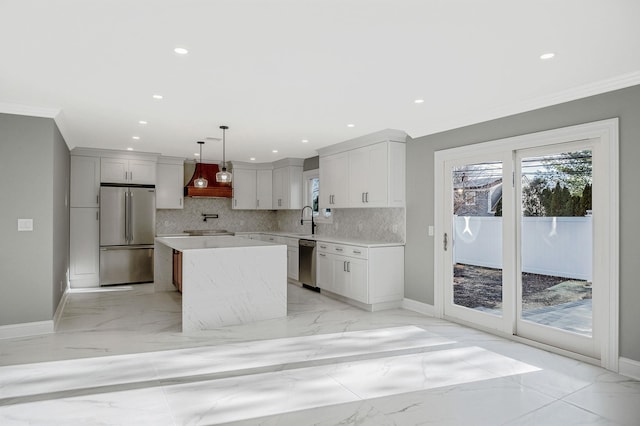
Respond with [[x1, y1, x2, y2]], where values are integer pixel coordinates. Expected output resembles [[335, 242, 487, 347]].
[[300, 205, 317, 235]]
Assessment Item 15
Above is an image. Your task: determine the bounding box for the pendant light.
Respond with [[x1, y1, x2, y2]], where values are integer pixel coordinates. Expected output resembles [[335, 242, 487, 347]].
[[194, 141, 208, 188], [216, 125, 233, 183]]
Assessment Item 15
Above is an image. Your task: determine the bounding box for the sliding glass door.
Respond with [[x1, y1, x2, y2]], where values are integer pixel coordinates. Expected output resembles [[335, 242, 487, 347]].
[[435, 120, 616, 364]]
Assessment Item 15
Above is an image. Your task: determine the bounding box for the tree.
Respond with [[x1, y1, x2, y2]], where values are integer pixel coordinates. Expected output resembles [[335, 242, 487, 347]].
[[542, 150, 592, 196], [522, 177, 547, 216]]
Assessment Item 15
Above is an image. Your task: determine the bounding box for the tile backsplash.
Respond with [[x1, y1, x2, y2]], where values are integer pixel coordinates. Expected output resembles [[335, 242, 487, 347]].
[[156, 198, 277, 235], [157, 198, 405, 243], [276, 208, 405, 243]]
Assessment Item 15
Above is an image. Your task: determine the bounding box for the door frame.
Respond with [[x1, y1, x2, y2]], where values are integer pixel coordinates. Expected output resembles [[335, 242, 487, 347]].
[[434, 118, 619, 371]]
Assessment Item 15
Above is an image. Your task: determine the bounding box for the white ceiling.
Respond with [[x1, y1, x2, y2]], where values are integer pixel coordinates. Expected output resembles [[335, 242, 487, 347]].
[[1, 0, 639, 163]]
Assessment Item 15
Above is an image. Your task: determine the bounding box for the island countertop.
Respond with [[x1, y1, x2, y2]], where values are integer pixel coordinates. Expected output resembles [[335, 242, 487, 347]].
[[155, 235, 279, 251]]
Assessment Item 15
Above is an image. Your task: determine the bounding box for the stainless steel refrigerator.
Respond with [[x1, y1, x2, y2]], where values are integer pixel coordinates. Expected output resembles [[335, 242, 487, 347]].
[[99, 185, 155, 285]]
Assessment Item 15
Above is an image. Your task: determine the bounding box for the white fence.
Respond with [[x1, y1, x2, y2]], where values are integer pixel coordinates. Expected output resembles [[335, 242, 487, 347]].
[[453, 216, 592, 281]]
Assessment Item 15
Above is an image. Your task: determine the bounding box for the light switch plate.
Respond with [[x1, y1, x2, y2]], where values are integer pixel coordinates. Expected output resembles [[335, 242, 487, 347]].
[[428, 225, 434, 236], [18, 218, 33, 231]]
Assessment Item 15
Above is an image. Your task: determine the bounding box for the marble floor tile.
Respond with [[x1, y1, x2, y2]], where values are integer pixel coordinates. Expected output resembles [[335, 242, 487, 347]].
[[0, 283, 638, 425]]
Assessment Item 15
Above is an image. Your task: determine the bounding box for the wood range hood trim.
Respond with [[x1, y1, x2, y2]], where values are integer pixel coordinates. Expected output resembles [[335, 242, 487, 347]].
[[184, 162, 232, 198]]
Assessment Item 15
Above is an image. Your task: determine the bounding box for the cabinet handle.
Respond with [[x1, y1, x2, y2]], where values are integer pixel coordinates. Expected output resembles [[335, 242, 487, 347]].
[[335, 247, 343, 252], [234, 199, 237, 207], [319, 253, 326, 257], [96, 211, 99, 221], [347, 261, 350, 272], [96, 194, 99, 205], [443, 232, 448, 251], [362, 192, 365, 203], [343, 261, 347, 272], [320, 245, 327, 249], [179, 198, 182, 206], [130, 171, 133, 181], [365, 192, 369, 203], [353, 250, 361, 254], [257, 199, 260, 208]]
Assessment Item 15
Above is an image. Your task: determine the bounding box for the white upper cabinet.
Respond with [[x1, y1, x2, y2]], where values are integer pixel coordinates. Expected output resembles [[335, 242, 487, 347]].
[[256, 169, 273, 210], [233, 168, 258, 209], [319, 152, 348, 208], [348, 142, 389, 207], [231, 163, 274, 210], [156, 157, 184, 209], [70, 155, 100, 207], [272, 158, 304, 210], [101, 157, 156, 184], [318, 129, 407, 209]]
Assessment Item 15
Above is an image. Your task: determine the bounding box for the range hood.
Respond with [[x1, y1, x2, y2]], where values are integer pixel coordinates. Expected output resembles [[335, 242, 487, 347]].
[[184, 162, 232, 198]]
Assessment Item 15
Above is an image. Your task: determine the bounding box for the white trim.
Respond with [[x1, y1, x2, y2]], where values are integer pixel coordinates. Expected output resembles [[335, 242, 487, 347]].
[[402, 298, 435, 316], [317, 129, 408, 157], [426, 71, 640, 138], [434, 118, 619, 372], [53, 290, 70, 330], [0, 321, 54, 340], [619, 357, 640, 381], [0, 101, 60, 118]]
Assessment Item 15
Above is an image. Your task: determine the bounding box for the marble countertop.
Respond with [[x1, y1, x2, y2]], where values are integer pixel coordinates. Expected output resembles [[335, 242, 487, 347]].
[[235, 231, 405, 248], [155, 235, 278, 251]]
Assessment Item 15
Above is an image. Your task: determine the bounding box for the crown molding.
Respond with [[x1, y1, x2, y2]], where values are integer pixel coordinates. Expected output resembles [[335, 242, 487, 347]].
[[0, 101, 60, 118], [424, 71, 640, 137]]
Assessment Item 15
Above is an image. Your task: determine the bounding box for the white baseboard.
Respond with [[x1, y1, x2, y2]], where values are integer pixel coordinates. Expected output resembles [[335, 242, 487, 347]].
[[0, 320, 54, 340], [402, 298, 435, 316], [619, 357, 640, 381]]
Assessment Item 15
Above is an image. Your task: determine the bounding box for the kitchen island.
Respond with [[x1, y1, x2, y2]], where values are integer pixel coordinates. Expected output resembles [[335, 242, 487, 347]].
[[154, 236, 287, 332]]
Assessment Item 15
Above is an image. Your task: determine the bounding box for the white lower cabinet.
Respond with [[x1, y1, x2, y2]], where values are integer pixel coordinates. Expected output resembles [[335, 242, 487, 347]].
[[69, 207, 100, 288], [316, 242, 404, 310], [287, 245, 299, 281]]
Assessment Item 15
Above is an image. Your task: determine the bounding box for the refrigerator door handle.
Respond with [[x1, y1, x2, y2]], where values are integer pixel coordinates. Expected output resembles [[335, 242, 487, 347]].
[[123, 191, 128, 242], [129, 191, 134, 243]]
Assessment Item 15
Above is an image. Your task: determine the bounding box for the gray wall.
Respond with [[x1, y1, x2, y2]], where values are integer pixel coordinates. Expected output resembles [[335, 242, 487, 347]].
[[52, 124, 70, 314], [405, 84, 640, 363], [0, 113, 69, 326]]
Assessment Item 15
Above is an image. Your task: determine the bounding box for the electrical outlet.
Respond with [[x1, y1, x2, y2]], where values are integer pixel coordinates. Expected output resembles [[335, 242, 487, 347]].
[[428, 225, 434, 236]]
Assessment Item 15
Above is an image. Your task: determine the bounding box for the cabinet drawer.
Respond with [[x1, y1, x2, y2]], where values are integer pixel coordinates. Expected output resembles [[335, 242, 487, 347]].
[[329, 243, 368, 259]]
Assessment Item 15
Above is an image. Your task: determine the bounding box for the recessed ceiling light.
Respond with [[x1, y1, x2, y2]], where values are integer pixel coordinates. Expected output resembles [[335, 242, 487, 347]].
[[127, 147, 134, 151], [272, 150, 278, 153], [347, 124, 355, 128], [174, 47, 189, 55], [302, 139, 309, 143], [540, 52, 555, 60], [194, 153, 200, 156], [414, 99, 425, 104], [250, 157, 256, 161], [132, 136, 140, 140], [152, 94, 163, 100], [138, 120, 148, 125]]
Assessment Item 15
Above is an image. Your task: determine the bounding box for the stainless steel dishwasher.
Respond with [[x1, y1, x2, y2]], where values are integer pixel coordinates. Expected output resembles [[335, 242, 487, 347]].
[[298, 239, 318, 290]]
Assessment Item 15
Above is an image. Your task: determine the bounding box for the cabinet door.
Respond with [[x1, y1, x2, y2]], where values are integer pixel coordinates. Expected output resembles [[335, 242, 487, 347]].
[[346, 258, 368, 303], [70, 156, 100, 207], [317, 252, 334, 291], [256, 169, 273, 209], [363, 142, 388, 206], [320, 153, 348, 208], [332, 256, 349, 296], [348, 143, 388, 207], [233, 169, 257, 209], [156, 162, 184, 209], [128, 159, 156, 184], [287, 247, 299, 280], [101, 158, 128, 183], [272, 167, 286, 209], [69, 207, 100, 288]]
